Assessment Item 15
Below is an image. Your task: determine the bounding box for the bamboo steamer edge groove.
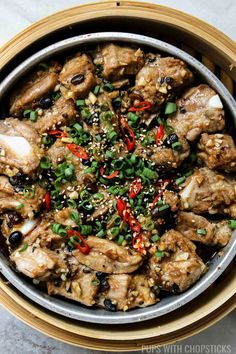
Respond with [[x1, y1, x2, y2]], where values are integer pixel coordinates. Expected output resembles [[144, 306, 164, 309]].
[[0, 1, 235, 350]]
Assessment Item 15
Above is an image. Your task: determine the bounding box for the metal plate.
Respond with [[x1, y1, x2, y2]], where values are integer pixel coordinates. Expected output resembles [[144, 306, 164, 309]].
[[0, 32, 235, 324]]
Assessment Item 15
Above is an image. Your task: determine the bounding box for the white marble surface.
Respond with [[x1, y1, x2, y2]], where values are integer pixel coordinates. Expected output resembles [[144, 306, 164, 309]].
[[0, 0, 235, 353]]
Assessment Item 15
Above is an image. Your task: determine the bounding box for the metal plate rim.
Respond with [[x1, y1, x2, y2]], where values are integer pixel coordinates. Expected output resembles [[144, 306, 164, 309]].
[[0, 32, 235, 324]]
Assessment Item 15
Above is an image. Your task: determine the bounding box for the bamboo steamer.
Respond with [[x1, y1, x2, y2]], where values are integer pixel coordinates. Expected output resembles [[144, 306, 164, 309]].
[[0, 1, 235, 350]]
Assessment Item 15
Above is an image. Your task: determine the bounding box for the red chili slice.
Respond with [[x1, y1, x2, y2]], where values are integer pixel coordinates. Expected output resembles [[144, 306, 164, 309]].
[[119, 115, 135, 152], [66, 144, 89, 160], [151, 191, 164, 209], [67, 229, 90, 254], [117, 198, 127, 217], [129, 178, 142, 199], [128, 214, 141, 233], [48, 130, 67, 138], [45, 191, 51, 210], [100, 166, 119, 179], [117, 198, 141, 233], [132, 234, 146, 255], [128, 101, 152, 112], [155, 124, 164, 145]]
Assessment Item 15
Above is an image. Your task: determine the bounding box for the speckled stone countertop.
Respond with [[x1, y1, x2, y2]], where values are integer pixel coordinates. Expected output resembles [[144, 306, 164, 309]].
[[0, 1, 235, 353]]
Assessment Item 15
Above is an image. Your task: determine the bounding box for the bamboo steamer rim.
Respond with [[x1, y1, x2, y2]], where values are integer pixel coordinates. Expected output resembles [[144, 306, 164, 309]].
[[0, 268, 235, 342], [0, 278, 235, 351], [0, 0, 236, 350], [0, 1, 236, 70]]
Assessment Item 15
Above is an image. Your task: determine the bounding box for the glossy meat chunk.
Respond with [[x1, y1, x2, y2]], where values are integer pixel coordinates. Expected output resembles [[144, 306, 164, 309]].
[[0, 118, 43, 175], [179, 168, 236, 215], [72, 236, 143, 274], [10, 244, 66, 281], [47, 264, 100, 306], [27, 96, 77, 134], [97, 273, 157, 311], [59, 53, 96, 100], [167, 85, 225, 141], [134, 55, 193, 105], [10, 64, 59, 115], [0, 175, 45, 219], [175, 211, 232, 247], [148, 230, 206, 292], [197, 133, 236, 172], [94, 43, 145, 81], [135, 135, 190, 169]]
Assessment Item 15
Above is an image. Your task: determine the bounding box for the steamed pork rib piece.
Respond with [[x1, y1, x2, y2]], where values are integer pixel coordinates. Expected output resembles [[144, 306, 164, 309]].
[[1, 212, 39, 240], [59, 53, 96, 100], [148, 230, 207, 292], [47, 264, 100, 306], [72, 236, 143, 274], [134, 55, 193, 105], [10, 244, 67, 281], [179, 168, 236, 215], [0, 175, 45, 218], [94, 43, 145, 81], [167, 85, 225, 141], [175, 211, 232, 247], [10, 64, 60, 115], [0, 118, 43, 175], [135, 135, 189, 169], [197, 133, 236, 172], [97, 273, 157, 311], [27, 96, 77, 134], [163, 190, 180, 212]]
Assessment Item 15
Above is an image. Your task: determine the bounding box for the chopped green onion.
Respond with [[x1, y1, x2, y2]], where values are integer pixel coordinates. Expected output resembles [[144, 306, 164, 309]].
[[110, 227, 120, 237], [175, 176, 186, 185], [151, 235, 160, 243], [112, 97, 122, 107], [52, 91, 61, 101], [51, 223, 67, 237], [67, 199, 77, 208], [70, 210, 80, 223], [80, 190, 90, 200], [165, 102, 177, 115], [84, 167, 96, 174], [40, 156, 51, 169], [103, 82, 113, 92], [155, 250, 164, 258], [143, 220, 155, 230], [42, 135, 53, 146], [23, 109, 38, 122], [91, 278, 100, 286], [80, 224, 93, 235], [19, 243, 28, 253], [105, 150, 116, 159], [81, 108, 91, 119], [96, 134, 102, 141], [107, 130, 118, 142], [93, 193, 104, 201], [158, 204, 170, 212], [117, 235, 124, 245], [96, 230, 105, 238], [172, 141, 182, 151], [229, 220, 236, 229], [196, 228, 207, 235], [93, 85, 101, 95], [76, 99, 85, 107], [142, 167, 157, 180], [16, 203, 24, 210], [79, 199, 94, 211], [127, 112, 139, 122]]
